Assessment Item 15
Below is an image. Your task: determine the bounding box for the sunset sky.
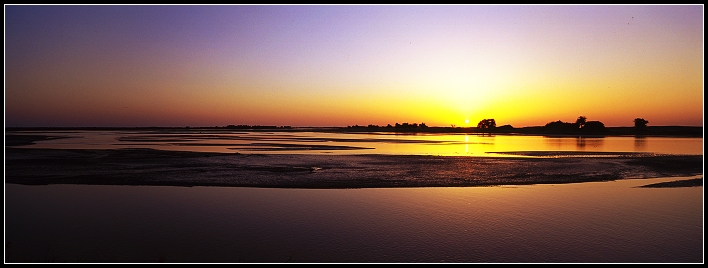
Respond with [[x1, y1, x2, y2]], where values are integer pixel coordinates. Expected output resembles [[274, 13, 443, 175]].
[[4, 4, 704, 128]]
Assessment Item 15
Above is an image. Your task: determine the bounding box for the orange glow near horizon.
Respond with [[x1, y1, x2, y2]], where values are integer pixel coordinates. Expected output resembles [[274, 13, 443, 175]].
[[4, 5, 704, 128]]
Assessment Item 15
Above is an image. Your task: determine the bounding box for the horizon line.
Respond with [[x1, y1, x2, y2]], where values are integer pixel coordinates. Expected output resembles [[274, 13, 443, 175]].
[[4, 125, 704, 129]]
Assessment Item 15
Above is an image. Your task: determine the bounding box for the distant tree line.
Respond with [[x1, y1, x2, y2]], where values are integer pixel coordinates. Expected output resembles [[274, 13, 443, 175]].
[[539, 116, 651, 135], [224, 124, 292, 129], [347, 122, 429, 130], [475, 118, 515, 133], [344, 116, 654, 135], [542, 116, 607, 134]]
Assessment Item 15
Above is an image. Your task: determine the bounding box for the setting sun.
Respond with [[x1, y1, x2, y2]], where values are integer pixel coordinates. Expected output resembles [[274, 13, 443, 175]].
[[4, 5, 703, 128], [4, 4, 704, 264]]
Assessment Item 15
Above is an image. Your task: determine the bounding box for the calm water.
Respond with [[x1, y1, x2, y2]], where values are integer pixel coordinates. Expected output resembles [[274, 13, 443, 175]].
[[6, 129, 704, 156], [4, 130, 704, 263], [4, 177, 703, 263]]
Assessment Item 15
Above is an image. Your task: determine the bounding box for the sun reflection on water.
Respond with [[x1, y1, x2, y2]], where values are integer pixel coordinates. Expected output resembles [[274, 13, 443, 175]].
[[6, 129, 704, 157]]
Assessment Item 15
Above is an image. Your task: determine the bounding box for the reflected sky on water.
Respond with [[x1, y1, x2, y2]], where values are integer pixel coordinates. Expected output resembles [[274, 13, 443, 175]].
[[4, 129, 703, 263], [6, 129, 704, 157], [4, 175, 703, 263]]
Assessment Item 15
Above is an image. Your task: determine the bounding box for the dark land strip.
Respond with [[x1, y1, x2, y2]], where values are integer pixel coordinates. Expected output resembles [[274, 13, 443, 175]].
[[4, 134, 73, 146], [636, 177, 703, 188]]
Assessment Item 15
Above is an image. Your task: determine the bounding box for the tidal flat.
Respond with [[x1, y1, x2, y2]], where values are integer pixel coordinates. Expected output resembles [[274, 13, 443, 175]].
[[4, 132, 704, 263], [4, 146, 703, 189]]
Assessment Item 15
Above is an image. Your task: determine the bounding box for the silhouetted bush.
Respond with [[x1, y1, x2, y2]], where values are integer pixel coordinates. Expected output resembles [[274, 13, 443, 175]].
[[496, 124, 514, 133], [543, 120, 578, 133], [581, 121, 606, 134]]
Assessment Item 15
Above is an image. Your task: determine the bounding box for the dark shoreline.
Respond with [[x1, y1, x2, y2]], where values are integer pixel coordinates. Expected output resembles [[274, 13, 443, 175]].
[[637, 178, 703, 188]]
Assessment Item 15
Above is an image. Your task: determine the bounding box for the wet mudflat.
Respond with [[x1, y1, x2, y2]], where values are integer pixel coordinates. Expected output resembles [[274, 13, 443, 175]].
[[5, 146, 703, 189]]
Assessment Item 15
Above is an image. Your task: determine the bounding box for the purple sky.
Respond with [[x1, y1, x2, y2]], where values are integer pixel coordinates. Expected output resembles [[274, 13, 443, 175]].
[[5, 5, 704, 127]]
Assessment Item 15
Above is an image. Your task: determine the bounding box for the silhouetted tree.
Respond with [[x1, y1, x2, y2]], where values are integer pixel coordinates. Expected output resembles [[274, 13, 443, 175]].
[[575, 116, 587, 129], [633, 118, 649, 134], [634, 118, 648, 129], [477, 119, 496, 132]]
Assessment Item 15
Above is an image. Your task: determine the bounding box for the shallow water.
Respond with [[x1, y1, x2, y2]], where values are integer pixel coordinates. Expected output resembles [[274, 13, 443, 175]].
[[4, 130, 703, 263], [4, 176, 703, 263], [6, 129, 704, 157]]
